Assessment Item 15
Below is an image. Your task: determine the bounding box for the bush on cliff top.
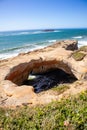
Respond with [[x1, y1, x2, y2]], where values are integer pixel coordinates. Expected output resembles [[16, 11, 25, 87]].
[[79, 46, 87, 52], [72, 50, 86, 61], [0, 90, 87, 130]]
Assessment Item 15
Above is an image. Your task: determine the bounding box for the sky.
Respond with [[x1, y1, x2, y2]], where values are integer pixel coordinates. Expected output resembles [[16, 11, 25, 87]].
[[0, 0, 87, 31]]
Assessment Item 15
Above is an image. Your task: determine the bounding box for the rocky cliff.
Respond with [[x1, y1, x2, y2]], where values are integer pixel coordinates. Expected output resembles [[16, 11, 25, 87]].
[[0, 40, 87, 107]]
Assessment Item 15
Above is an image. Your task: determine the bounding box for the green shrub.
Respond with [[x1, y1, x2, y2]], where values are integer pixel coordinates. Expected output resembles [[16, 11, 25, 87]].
[[0, 91, 87, 130], [72, 51, 86, 61], [52, 84, 70, 94]]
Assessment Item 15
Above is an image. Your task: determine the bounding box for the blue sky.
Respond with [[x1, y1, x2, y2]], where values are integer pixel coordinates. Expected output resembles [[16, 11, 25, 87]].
[[0, 0, 87, 31]]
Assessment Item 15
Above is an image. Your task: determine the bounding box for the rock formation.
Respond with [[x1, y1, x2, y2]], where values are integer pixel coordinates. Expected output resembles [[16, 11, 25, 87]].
[[42, 29, 55, 32], [0, 40, 87, 107]]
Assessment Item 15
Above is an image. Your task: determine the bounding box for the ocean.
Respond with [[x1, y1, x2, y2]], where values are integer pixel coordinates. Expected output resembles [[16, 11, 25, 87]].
[[0, 28, 87, 60]]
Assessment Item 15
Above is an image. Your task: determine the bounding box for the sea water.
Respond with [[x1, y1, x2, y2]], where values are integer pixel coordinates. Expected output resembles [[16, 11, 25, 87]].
[[0, 28, 87, 60]]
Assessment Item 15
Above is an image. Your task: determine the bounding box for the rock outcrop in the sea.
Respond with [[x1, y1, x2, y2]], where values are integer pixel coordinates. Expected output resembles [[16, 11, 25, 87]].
[[0, 40, 87, 107], [42, 29, 55, 32]]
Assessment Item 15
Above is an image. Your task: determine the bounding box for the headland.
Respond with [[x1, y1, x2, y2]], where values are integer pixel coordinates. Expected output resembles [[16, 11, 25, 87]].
[[0, 40, 87, 108]]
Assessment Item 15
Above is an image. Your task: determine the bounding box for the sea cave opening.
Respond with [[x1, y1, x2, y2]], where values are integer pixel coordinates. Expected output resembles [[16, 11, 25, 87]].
[[23, 68, 77, 93]]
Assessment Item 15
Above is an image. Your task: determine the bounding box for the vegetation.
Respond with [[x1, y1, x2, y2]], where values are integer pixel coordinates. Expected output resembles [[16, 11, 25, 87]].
[[52, 84, 70, 94], [72, 50, 86, 61], [0, 90, 87, 130], [72, 46, 87, 61], [79, 46, 87, 52]]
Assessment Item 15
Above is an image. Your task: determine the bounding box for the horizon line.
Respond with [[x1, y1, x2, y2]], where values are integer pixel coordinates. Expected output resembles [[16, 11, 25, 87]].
[[0, 27, 87, 32]]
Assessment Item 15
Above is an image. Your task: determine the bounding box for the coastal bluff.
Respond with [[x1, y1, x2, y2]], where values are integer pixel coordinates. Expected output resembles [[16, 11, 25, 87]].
[[0, 40, 87, 107]]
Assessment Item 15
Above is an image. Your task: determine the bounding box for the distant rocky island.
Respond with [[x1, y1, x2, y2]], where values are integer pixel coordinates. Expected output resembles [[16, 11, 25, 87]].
[[42, 29, 55, 32]]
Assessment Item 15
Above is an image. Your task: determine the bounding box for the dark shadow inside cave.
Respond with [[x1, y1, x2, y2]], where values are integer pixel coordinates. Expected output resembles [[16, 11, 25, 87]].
[[23, 69, 77, 93]]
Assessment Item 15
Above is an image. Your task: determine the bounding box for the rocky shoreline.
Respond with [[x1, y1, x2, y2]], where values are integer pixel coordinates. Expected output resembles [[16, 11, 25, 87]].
[[0, 40, 87, 108]]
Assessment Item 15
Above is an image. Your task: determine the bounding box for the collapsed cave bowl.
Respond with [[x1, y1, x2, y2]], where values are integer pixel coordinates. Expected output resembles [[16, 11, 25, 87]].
[[23, 69, 77, 93], [5, 60, 77, 93]]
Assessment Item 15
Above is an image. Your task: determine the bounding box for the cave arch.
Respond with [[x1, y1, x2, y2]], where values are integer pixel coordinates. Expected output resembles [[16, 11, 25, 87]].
[[5, 60, 77, 88]]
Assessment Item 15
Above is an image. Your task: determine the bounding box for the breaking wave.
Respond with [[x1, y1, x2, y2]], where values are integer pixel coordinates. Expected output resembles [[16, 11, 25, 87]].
[[73, 36, 83, 39], [78, 40, 87, 47]]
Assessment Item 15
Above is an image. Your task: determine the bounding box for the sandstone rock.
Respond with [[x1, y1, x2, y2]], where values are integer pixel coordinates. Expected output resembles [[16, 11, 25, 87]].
[[0, 80, 37, 107]]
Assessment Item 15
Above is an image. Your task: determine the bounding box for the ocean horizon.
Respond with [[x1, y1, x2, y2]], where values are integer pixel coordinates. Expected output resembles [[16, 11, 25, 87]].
[[0, 28, 87, 60]]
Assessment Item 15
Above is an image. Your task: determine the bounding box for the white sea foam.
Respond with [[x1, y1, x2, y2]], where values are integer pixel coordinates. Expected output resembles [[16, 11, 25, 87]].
[[78, 40, 87, 47], [0, 53, 18, 60], [8, 32, 31, 36], [0, 38, 57, 60], [13, 31, 44, 35], [0, 31, 33, 36], [73, 36, 83, 39], [47, 40, 57, 43], [54, 30, 61, 32], [0, 43, 47, 60], [32, 31, 52, 34], [18, 32, 31, 35]]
